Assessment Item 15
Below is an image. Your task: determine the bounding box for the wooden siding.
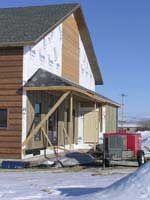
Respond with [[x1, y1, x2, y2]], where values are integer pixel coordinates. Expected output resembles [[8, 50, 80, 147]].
[[62, 15, 79, 83], [105, 105, 118, 133], [0, 47, 23, 159], [83, 111, 99, 143]]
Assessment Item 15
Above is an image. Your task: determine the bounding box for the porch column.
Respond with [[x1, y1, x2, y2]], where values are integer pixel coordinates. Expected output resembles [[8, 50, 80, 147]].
[[94, 102, 97, 151], [102, 104, 106, 133], [69, 93, 73, 149]]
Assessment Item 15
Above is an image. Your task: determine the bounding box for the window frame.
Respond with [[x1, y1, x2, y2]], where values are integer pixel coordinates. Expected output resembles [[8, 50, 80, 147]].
[[0, 108, 9, 129]]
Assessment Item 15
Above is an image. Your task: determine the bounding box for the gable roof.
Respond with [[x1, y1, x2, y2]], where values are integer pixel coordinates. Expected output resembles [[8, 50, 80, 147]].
[[0, 4, 78, 45], [24, 68, 120, 107], [0, 4, 103, 85]]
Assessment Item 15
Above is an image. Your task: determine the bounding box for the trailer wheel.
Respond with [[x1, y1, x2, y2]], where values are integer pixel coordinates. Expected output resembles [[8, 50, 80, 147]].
[[137, 150, 145, 167], [104, 158, 111, 167]]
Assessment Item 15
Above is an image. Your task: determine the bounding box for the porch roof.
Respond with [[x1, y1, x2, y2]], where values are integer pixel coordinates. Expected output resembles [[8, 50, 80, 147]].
[[24, 68, 120, 107]]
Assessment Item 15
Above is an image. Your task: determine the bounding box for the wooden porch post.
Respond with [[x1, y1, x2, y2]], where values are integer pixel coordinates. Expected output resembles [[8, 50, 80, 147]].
[[69, 93, 73, 149], [94, 102, 97, 152]]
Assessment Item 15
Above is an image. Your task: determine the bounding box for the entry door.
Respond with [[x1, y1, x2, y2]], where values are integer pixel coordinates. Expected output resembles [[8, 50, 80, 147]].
[[83, 111, 99, 143]]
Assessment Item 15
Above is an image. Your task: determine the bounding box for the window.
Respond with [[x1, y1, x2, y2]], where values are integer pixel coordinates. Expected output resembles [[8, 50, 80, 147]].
[[35, 103, 41, 115], [0, 109, 7, 128]]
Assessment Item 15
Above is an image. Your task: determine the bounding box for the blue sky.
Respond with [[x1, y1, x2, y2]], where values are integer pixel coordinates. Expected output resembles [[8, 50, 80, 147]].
[[1, 0, 150, 120]]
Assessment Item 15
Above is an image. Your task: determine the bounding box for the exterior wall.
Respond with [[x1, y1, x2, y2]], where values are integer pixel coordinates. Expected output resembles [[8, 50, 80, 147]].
[[23, 24, 62, 83], [62, 15, 79, 83], [105, 105, 118, 133], [23, 15, 95, 89], [79, 36, 95, 91], [62, 14, 95, 91], [0, 47, 23, 159]]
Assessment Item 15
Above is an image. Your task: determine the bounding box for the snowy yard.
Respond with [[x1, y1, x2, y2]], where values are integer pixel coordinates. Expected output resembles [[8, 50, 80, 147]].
[[0, 170, 127, 200], [0, 163, 150, 200], [0, 131, 149, 200]]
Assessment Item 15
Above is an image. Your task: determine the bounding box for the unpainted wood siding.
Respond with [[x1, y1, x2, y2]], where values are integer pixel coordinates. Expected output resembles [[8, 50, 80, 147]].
[[62, 15, 79, 83], [105, 105, 118, 133], [83, 111, 99, 143], [0, 47, 23, 159]]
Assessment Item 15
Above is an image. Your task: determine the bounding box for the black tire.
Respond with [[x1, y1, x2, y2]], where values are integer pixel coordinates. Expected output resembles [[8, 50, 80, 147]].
[[137, 150, 145, 167], [104, 158, 111, 167]]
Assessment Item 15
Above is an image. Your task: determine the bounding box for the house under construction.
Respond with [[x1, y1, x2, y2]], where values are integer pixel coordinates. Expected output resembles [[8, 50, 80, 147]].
[[0, 4, 120, 159]]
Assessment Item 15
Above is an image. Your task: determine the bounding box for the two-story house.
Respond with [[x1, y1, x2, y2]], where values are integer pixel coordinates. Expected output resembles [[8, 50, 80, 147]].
[[0, 4, 120, 159]]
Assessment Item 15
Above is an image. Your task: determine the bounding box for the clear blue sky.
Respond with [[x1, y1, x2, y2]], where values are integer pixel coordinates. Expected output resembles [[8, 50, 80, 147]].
[[1, 0, 150, 120]]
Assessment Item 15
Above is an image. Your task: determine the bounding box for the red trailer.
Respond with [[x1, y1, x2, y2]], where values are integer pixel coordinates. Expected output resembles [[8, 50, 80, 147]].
[[103, 131, 145, 166]]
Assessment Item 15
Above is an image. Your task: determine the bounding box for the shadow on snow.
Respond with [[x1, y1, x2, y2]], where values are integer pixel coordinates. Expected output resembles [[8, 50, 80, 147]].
[[57, 187, 104, 197]]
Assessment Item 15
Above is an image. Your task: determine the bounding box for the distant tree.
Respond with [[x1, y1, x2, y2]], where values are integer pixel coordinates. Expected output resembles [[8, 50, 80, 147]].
[[137, 120, 150, 131]]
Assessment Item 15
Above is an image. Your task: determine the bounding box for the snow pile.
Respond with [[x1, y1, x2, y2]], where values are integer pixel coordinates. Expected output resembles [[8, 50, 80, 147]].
[[98, 162, 150, 200], [140, 131, 150, 153], [136, 131, 150, 153]]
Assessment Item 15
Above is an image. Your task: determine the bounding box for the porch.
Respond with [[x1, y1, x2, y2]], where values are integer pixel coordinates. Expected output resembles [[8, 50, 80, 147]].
[[22, 69, 119, 158]]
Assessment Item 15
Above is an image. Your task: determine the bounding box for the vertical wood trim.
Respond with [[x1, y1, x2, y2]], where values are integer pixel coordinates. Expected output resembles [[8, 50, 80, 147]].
[[58, 103, 65, 146], [62, 15, 79, 83], [69, 94, 73, 148], [93, 102, 97, 151], [74, 97, 78, 144]]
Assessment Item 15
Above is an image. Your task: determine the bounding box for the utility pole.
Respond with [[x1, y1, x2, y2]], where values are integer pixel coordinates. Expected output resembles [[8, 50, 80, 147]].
[[121, 93, 127, 129]]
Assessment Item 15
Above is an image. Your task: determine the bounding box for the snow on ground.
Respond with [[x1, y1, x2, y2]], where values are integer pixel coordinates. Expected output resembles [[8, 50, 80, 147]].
[[0, 170, 125, 200], [0, 163, 150, 200]]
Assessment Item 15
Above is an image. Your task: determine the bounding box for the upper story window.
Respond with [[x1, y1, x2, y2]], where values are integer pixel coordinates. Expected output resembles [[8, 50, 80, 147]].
[[0, 109, 7, 128]]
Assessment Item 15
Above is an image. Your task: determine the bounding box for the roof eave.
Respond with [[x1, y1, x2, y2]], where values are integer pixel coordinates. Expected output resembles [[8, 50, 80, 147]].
[[74, 7, 103, 85]]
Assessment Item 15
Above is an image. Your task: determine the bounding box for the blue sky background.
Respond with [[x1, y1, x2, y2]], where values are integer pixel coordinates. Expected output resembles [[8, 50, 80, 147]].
[[1, 0, 150, 120]]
